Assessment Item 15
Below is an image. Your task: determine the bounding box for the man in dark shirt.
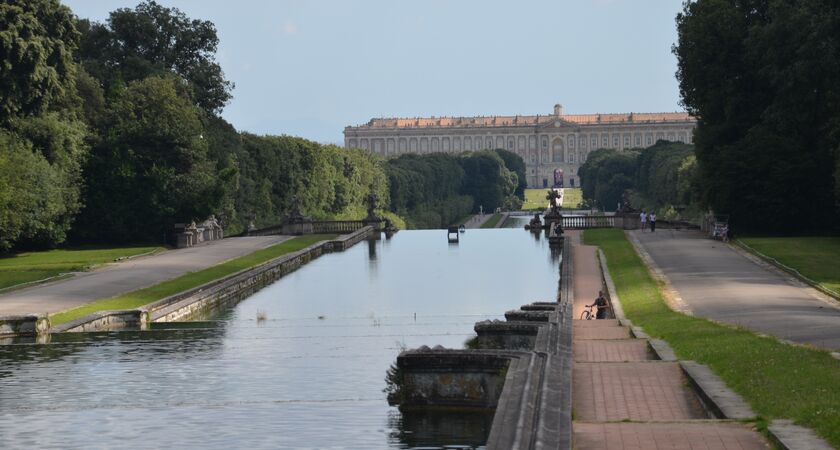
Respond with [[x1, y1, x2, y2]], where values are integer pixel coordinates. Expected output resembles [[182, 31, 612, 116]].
[[588, 291, 610, 319]]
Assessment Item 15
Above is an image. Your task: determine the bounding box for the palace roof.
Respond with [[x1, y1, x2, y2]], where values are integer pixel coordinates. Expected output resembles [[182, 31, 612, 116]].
[[348, 112, 694, 129]]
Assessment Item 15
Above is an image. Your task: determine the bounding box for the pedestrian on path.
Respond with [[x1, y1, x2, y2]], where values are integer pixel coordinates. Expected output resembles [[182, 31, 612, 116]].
[[588, 291, 610, 319], [650, 211, 657, 232], [640, 210, 647, 231]]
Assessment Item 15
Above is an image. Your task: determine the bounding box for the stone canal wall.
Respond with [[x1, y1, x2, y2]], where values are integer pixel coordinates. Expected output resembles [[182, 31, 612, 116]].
[[53, 310, 149, 333], [45, 227, 376, 333], [389, 237, 574, 449], [0, 315, 49, 337]]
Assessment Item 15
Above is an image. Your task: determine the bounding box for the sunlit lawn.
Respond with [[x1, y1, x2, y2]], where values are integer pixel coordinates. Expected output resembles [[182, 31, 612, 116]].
[[481, 213, 502, 228], [523, 189, 548, 210], [561, 188, 582, 209], [0, 246, 164, 291], [739, 237, 840, 295], [523, 188, 582, 210], [585, 229, 840, 447], [49, 235, 336, 325]]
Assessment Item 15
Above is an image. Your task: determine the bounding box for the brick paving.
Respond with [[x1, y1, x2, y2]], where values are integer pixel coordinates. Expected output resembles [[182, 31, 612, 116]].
[[576, 319, 621, 327], [574, 362, 708, 421], [574, 340, 653, 362], [574, 326, 633, 340], [574, 422, 770, 450], [570, 236, 770, 449]]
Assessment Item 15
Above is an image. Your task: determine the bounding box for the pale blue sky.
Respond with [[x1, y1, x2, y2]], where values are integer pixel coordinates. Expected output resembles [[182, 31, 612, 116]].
[[63, 0, 687, 144]]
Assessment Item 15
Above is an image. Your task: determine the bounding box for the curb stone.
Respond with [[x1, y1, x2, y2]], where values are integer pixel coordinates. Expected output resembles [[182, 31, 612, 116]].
[[768, 420, 834, 450]]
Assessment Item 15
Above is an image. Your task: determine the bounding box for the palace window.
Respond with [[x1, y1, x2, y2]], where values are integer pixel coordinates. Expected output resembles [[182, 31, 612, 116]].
[[635, 135, 641, 146], [613, 136, 619, 147]]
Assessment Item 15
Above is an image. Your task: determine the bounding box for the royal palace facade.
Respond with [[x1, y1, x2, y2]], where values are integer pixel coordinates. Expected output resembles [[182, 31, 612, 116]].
[[344, 104, 696, 188]]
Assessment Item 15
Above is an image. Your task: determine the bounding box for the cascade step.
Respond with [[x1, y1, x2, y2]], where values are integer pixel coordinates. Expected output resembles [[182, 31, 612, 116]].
[[574, 326, 632, 340], [574, 340, 655, 362], [573, 319, 620, 327], [573, 422, 770, 450], [573, 362, 708, 421]]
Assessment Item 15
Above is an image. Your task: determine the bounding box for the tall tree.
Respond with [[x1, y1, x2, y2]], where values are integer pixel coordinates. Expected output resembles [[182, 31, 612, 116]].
[[675, 0, 840, 232], [0, 0, 79, 123], [76, 0, 233, 114], [74, 76, 222, 243], [0, 0, 89, 250]]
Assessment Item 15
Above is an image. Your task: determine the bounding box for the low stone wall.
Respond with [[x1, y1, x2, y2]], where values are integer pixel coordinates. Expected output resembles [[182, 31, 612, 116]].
[[52, 310, 149, 333], [503, 309, 552, 322], [389, 238, 574, 450], [474, 320, 544, 350], [0, 315, 49, 337], [45, 227, 376, 334], [147, 227, 375, 323], [392, 348, 515, 410]]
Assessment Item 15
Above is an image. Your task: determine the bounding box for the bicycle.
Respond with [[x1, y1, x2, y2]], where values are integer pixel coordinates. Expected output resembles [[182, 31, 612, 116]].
[[580, 305, 595, 320]]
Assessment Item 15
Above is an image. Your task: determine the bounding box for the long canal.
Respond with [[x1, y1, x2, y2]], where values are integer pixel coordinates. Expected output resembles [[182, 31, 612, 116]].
[[0, 225, 559, 449]]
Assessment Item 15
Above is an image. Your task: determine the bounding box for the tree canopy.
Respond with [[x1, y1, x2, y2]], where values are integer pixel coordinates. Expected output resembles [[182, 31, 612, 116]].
[[675, 0, 840, 232]]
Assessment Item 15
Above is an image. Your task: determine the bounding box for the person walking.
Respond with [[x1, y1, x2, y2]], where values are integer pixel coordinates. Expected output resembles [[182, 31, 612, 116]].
[[639, 210, 647, 232], [650, 211, 657, 232], [588, 291, 610, 319]]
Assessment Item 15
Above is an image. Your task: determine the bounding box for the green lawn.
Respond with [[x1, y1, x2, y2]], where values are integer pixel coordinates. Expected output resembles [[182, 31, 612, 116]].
[[481, 213, 503, 228], [561, 188, 582, 209], [523, 189, 548, 210], [0, 246, 164, 291], [49, 235, 337, 325], [585, 229, 840, 447], [739, 237, 840, 295], [523, 188, 582, 210]]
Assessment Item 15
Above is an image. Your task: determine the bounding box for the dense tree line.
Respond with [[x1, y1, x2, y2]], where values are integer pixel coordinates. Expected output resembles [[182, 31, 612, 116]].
[[386, 150, 523, 229], [0, 0, 395, 250], [579, 141, 699, 217], [0, 0, 524, 250], [675, 0, 840, 232]]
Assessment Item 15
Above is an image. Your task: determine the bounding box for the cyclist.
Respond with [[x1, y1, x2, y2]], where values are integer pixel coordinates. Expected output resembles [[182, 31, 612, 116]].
[[587, 291, 610, 319]]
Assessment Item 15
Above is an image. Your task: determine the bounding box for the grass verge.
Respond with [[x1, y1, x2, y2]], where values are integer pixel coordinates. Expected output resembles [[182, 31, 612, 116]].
[[739, 237, 840, 295], [49, 235, 337, 326], [0, 246, 164, 291], [523, 189, 548, 210], [561, 188, 582, 209], [584, 229, 840, 447], [481, 214, 503, 228]]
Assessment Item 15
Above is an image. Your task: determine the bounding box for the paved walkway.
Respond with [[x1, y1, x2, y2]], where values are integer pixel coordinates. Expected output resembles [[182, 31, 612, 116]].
[[0, 236, 290, 316], [570, 235, 769, 449], [632, 229, 840, 350]]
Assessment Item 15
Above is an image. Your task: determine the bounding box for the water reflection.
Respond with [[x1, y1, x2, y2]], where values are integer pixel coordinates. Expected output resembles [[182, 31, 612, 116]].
[[389, 410, 494, 449], [0, 229, 559, 449]]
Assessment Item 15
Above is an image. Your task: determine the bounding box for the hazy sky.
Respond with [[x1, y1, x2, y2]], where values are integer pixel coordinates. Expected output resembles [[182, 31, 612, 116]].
[[62, 0, 687, 144]]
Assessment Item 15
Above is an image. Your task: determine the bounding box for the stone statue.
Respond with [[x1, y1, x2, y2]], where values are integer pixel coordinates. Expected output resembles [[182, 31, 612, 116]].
[[365, 192, 379, 220], [288, 195, 303, 219], [546, 189, 560, 209]]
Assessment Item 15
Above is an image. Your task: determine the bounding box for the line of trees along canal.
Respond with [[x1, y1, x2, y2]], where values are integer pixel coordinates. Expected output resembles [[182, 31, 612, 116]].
[[0, 0, 527, 252], [673, 0, 840, 233], [580, 1, 840, 234], [579, 141, 700, 219]]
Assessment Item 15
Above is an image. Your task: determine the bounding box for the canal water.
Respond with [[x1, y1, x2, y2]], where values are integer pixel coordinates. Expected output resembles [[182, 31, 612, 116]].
[[0, 227, 558, 449]]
